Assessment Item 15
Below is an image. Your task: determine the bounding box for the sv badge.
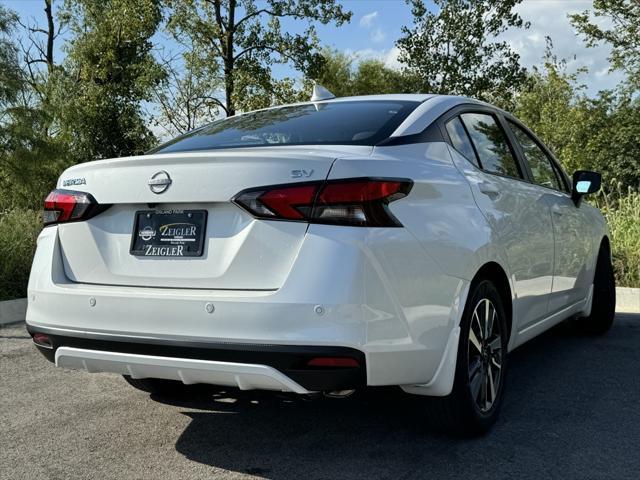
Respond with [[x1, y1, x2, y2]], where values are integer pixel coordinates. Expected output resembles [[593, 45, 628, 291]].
[[290, 169, 314, 178]]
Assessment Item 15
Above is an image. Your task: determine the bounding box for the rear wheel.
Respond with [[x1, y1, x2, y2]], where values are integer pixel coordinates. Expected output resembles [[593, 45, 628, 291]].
[[426, 279, 508, 435], [123, 376, 203, 396], [578, 242, 616, 335]]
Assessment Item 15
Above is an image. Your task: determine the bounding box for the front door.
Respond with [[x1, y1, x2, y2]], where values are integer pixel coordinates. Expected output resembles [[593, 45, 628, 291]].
[[547, 192, 594, 312], [505, 120, 592, 314]]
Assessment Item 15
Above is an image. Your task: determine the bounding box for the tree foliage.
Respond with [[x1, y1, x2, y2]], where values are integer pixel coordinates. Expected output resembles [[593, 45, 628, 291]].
[[309, 50, 420, 98], [0, 6, 22, 106], [571, 0, 640, 90], [1, 0, 165, 209], [55, 0, 165, 161], [397, 0, 529, 104], [0, 5, 66, 210], [152, 48, 222, 136], [513, 55, 640, 191]]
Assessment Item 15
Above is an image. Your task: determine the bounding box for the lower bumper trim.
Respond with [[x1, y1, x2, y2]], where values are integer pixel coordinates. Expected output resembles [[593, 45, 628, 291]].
[[56, 347, 311, 393]]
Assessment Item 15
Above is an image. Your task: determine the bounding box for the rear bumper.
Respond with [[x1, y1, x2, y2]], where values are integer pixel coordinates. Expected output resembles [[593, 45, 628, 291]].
[[27, 224, 469, 391], [27, 325, 365, 392]]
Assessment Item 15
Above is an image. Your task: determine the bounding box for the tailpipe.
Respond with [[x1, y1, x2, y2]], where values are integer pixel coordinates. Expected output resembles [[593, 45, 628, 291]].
[[323, 389, 356, 399]]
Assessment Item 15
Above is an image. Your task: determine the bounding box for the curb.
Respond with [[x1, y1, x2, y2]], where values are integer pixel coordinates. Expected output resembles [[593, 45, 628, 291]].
[[616, 287, 640, 313], [0, 298, 27, 326]]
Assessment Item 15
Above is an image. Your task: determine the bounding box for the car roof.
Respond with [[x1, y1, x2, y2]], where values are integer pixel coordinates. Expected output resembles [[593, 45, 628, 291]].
[[318, 93, 437, 103]]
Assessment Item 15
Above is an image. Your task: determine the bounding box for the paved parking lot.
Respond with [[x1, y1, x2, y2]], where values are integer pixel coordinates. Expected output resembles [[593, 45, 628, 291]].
[[2, 313, 639, 480]]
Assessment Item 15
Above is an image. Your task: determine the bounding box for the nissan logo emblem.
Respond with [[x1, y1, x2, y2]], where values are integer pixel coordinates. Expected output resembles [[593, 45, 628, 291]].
[[148, 171, 172, 194]]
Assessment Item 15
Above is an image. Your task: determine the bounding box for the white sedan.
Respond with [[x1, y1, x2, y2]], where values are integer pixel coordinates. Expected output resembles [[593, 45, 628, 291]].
[[27, 89, 615, 434]]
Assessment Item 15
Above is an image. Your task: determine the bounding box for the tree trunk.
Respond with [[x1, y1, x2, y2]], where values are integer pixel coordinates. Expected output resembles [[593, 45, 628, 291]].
[[224, 61, 235, 116], [224, 0, 236, 116], [44, 0, 54, 72]]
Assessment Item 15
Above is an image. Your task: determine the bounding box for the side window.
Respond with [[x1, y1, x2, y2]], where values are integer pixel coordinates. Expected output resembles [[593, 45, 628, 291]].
[[551, 162, 571, 193], [460, 113, 522, 179], [445, 117, 479, 167], [508, 121, 562, 191]]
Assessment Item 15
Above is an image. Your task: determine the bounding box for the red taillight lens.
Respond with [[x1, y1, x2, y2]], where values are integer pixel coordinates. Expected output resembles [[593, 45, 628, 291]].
[[43, 189, 106, 226], [259, 184, 317, 220], [233, 178, 412, 227]]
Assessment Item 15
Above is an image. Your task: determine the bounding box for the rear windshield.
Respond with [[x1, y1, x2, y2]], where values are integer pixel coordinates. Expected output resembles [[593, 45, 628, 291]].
[[150, 100, 419, 154]]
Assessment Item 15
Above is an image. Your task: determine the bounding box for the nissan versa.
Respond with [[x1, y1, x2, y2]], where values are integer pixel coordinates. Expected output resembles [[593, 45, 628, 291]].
[[26, 89, 615, 434]]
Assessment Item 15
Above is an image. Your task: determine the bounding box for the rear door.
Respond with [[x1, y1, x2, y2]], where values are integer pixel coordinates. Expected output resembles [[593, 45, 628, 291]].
[[505, 119, 593, 313], [441, 108, 555, 331]]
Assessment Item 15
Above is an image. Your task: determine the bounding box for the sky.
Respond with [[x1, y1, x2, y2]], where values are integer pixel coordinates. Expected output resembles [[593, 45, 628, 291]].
[[3, 0, 622, 97]]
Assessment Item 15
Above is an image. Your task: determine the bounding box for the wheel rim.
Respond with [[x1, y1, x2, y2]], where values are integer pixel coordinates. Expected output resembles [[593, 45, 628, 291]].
[[468, 298, 503, 413]]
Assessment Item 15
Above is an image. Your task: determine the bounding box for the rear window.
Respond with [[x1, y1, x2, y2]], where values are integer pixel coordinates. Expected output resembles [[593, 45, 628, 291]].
[[150, 101, 419, 154]]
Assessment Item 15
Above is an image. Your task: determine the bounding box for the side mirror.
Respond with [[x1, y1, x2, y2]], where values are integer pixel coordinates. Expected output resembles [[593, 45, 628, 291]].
[[572, 170, 601, 206]]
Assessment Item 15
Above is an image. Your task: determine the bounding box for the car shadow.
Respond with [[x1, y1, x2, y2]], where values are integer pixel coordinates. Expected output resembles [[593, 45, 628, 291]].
[[154, 313, 640, 479]]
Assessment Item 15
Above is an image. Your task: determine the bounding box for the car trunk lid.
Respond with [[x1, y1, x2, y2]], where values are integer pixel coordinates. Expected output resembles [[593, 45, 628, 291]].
[[55, 146, 370, 290]]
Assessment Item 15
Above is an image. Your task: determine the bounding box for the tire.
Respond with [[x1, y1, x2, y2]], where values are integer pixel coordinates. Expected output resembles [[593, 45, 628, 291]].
[[425, 279, 509, 435], [122, 376, 203, 396], [578, 242, 616, 335]]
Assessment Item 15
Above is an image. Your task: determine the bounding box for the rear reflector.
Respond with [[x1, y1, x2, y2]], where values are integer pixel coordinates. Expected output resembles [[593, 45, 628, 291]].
[[307, 357, 360, 368], [32, 333, 52, 348], [43, 189, 109, 226], [233, 178, 412, 227]]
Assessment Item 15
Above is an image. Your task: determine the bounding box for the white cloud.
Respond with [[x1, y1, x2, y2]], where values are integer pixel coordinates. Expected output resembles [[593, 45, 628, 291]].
[[500, 0, 624, 94], [345, 46, 402, 70], [359, 11, 386, 44], [371, 28, 386, 43], [359, 11, 378, 28]]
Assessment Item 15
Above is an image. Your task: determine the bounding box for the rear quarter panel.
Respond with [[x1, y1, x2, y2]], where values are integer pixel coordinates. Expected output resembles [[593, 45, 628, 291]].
[[327, 142, 508, 365]]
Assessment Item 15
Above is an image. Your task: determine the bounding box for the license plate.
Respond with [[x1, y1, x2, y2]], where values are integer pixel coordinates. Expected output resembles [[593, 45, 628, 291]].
[[130, 209, 207, 257]]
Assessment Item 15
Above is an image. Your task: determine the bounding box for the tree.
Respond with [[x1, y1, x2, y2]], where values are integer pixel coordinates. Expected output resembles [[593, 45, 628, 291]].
[[514, 56, 640, 192], [152, 48, 222, 137], [309, 49, 420, 98], [0, 2, 67, 210], [17, 0, 59, 78], [571, 0, 640, 90], [165, 0, 351, 116], [0, 5, 22, 107], [55, 0, 165, 161], [397, 0, 529, 104]]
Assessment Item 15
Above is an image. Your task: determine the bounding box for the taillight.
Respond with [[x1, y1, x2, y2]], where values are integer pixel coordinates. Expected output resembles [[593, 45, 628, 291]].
[[43, 189, 108, 226], [233, 178, 412, 227]]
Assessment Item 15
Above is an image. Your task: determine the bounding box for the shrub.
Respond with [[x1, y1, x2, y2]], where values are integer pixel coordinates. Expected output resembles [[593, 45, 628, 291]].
[[599, 189, 640, 288], [0, 209, 42, 301]]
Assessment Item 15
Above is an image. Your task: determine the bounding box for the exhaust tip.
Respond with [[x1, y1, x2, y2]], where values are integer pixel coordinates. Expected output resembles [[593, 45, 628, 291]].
[[323, 389, 356, 399]]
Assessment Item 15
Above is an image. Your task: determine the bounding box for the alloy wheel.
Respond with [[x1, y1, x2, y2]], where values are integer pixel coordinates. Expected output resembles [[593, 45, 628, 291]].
[[468, 298, 503, 413]]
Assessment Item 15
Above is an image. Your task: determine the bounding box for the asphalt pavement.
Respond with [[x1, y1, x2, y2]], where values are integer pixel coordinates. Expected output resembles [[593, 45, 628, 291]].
[[2, 313, 639, 480]]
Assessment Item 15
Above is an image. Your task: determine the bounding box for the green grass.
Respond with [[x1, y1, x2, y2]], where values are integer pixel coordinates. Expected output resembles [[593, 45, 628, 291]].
[[599, 189, 640, 288], [0, 209, 42, 301]]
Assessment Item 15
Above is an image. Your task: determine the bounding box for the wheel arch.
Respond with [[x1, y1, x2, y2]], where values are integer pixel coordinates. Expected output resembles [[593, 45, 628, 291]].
[[402, 260, 514, 398], [471, 261, 513, 342]]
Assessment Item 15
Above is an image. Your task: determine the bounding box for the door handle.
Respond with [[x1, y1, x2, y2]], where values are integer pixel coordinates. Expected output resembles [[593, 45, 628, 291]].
[[479, 181, 500, 198], [551, 204, 564, 216]]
